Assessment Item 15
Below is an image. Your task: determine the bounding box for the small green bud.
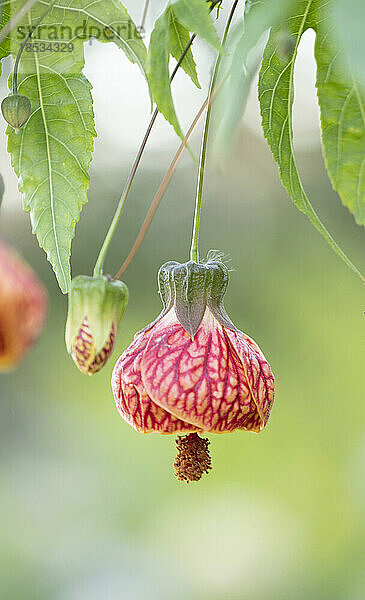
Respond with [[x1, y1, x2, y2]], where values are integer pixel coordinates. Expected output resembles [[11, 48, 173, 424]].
[[65, 275, 129, 375], [1, 94, 31, 130]]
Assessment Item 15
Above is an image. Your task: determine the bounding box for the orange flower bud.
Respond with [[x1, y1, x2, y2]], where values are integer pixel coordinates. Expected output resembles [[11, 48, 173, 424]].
[[0, 240, 47, 370]]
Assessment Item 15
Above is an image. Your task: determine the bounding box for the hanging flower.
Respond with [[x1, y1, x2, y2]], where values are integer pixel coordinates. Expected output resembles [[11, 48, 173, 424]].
[[0, 240, 47, 370], [65, 275, 129, 375], [112, 254, 274, 482]]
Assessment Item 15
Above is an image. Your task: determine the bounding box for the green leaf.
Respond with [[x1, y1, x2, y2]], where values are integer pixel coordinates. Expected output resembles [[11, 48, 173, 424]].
[[0, 0, 11, 61], [258, 0, 364, 282], [213, 0, 294, 156], [315, 3, 365, 226], [1, 0, 148, 293], [8, 70, 95, 294], [148, 9, 184, 139], [148, 0, 219, 139], [171, 0, 220, 51], [168, 7, 200, 88], [333, 0, 365, 84]]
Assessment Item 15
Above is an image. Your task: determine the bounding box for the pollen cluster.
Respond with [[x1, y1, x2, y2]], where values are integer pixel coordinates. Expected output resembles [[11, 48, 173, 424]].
[[174, 433, 212, 483]]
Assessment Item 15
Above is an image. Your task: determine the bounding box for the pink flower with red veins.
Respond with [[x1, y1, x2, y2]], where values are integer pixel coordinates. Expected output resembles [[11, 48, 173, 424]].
[[0, 240, 47, 370], [112, 255, 274, 482]]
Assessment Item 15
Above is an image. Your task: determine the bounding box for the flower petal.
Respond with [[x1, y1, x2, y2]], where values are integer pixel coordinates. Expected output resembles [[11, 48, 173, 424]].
[[224, 329, 274, 431], [71, 318, 116, 375], [140, 310, 271, 433], [112, 332, 200, 434]]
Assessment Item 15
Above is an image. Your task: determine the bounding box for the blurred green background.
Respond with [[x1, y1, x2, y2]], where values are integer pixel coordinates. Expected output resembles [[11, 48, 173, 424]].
[[0, 7, 365, 598]]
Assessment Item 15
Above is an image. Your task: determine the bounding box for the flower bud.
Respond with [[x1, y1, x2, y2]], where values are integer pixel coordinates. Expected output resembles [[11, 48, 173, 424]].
[[65, 275, 128, 375], [140, 252, 236, 339], [1, 94, 31, 130], [112, 252, 275, 481], [0, 240, 47, 370]]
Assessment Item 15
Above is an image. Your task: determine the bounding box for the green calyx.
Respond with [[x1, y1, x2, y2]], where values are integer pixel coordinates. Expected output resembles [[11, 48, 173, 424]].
[[1, 94, 31, 130], [65, 275, 129, 354], [142, 251, 237, 339]]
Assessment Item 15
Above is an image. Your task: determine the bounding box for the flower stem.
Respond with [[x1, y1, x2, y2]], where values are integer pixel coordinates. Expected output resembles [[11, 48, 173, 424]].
[[139, 0, 150, 32], [114, 97, 210, 280], [93, 34, 197, 277], [0, 0, 40, 46], [12, 0, 55, 95], [190, 0, 239, 263], [93, 1, 223, 278], [113, 70, 226, 279]]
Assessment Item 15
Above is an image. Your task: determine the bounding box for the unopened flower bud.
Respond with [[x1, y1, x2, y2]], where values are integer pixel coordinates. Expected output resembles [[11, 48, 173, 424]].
[[1, 94, 31, 130], [65, 275, 128, 375], [0, 240, 47, 370]]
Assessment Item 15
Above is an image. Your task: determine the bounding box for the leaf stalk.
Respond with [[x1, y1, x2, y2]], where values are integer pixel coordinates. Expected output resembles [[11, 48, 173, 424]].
[[12, 0, 55, 95], [93, 33, 197, 277], [94, 1, 223, 278]]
